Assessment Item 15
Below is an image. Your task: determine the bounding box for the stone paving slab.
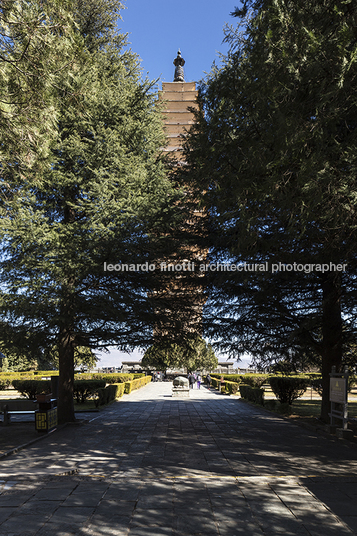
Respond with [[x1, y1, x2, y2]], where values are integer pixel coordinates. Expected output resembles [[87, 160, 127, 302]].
[[0, 382, 356, 534]]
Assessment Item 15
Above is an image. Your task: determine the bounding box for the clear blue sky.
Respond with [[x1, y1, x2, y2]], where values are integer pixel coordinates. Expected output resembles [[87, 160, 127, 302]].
[[119, 0, 241, 85]]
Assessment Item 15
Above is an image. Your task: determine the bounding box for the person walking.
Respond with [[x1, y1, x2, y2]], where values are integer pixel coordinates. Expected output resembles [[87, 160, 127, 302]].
[[189, 373, 195, 389], [197, 374, 202, 389], [206, 373, 212, 390]]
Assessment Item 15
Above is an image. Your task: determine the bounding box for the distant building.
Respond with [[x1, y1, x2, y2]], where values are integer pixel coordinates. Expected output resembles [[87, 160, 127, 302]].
[[121, 361, 144, 373], [213, 362, 235, 374]]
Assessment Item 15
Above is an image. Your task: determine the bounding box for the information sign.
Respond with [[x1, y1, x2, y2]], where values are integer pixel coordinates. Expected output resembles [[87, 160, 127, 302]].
[[330, 378, 346, 404]]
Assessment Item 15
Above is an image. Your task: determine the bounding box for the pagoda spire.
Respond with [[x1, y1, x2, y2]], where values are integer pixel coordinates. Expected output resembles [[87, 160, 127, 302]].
[[173, 49, 185, 82]]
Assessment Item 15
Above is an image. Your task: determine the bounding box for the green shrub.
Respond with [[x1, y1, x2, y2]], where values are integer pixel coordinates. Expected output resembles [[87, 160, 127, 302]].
[[264, 399, 277, 411], [250, 387, 264, 405], [12, 379, 51, 400], [239, 384, 264, 405], [210, 374, 242, 383], [275, 402, 291, 415], [0, 372, 33, 384], [34, 371, 59, 376], [310, 377, 323, 396], [96, 376, 150, 405], [210, 377, 220, 389], [124, 375, 151, 394], [225, 380, 240, 395], [213, 373, 269, 388], [239, 384, 252, 399], [96, 382, 127, 406], [239, 374, 269, 388], [74, 373, 134, 384], [0, 374, 20, 389], [268, 376, 309, 405], [73, 380, 106, 404], [112, 383, 125, 399], [96, 387, 108, 406]]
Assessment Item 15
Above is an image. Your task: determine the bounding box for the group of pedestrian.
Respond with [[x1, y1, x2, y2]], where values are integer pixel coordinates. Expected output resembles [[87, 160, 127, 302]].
[[188, 372, 212, 389], [152, 371, 164, 382], [188, 373, 200, 388]]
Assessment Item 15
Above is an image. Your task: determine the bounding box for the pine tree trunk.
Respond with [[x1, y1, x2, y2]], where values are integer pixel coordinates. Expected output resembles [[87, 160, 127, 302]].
[[58, 326, 75, 424], [320, 274, 343, 423]]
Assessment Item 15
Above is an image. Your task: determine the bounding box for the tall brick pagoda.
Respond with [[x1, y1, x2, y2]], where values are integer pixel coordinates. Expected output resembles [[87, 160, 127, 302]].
[[161, 50, 199, 161]]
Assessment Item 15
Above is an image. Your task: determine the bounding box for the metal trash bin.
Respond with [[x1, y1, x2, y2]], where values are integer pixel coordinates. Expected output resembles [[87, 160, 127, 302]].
[[35, 393, 57, 433]]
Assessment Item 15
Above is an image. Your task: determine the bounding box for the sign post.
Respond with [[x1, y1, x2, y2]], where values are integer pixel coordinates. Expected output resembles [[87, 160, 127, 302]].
[[329, 366, 353, 439]]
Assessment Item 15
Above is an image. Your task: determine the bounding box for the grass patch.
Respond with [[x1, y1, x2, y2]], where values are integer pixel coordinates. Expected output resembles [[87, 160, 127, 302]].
[[280, 399, 357, 420]]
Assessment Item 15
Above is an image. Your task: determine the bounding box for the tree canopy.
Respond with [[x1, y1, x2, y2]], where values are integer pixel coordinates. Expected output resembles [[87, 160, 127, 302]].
[[142, 336, 218, 373], [0, 0, 83, 175], [183, 0, 357, 421], [0, 0, 183, 422]]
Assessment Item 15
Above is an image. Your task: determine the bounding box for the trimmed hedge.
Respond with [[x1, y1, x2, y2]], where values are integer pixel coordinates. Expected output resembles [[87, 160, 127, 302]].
[[11, 375, 150, 404], [210, 373, 268, 388], [239, 384, 264, 405], [224, 380, 240, 395], [124, 375, 151, 394], [240, 374, 269, 388], [34, 371, 59, 376], [74, 373, 134, 384], [211, 374, 242, 384], [268, 375, 309, 405], [12, 379, 51, 400], [96, 377, 150, 406], [73, 380, 106, 404], [0, 372, 34, 388], [96, 383, 126, 406], [210, 376, 220, 389], [0, 376, 17, 389]]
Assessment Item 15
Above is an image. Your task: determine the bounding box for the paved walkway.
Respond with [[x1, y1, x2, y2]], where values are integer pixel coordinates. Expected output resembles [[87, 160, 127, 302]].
[[0, 382, 357, 535]]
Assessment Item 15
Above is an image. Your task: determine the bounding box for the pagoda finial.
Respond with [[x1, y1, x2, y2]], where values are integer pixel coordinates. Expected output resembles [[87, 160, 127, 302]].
[[173, 49, 185, 82]]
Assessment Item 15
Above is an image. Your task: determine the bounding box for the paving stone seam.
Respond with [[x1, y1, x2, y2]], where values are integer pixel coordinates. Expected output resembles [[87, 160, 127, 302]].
[[269, 480, 356, 535]]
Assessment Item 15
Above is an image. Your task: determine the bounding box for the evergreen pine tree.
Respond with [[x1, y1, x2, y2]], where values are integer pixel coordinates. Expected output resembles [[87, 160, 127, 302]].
[[0, 0, 182, 422], [184, 0, 357, 421]]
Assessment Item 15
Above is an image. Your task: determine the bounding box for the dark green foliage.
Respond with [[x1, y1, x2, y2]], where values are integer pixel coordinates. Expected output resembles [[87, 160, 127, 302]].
[[96, 383, 125, 406], [210, 376, 220, 389], [239, 374, 268, 388], [311, 377, 323, 396], [0, 372, 29, 389], [275, 403, 291, 415], [239, 384, 264, 405], [99, 374, 135, 384], [0, 0, 82, 174], [224, 380, 240, 395], [73, 379, 105, 403], [75, 373, 134, 384], [0, 1, 181, 424], [268, 376, 309, 405], [211, 373, 268, 387], [96, 387, 110, 406], [124, 375, 151, 394], [184, 0, 357, 422], [0, 378, 11, 390], [12, 380, 51, 400], [211, 374, 242, 383], [264, 400, 277, 411], [142, 336, 218, 372]]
